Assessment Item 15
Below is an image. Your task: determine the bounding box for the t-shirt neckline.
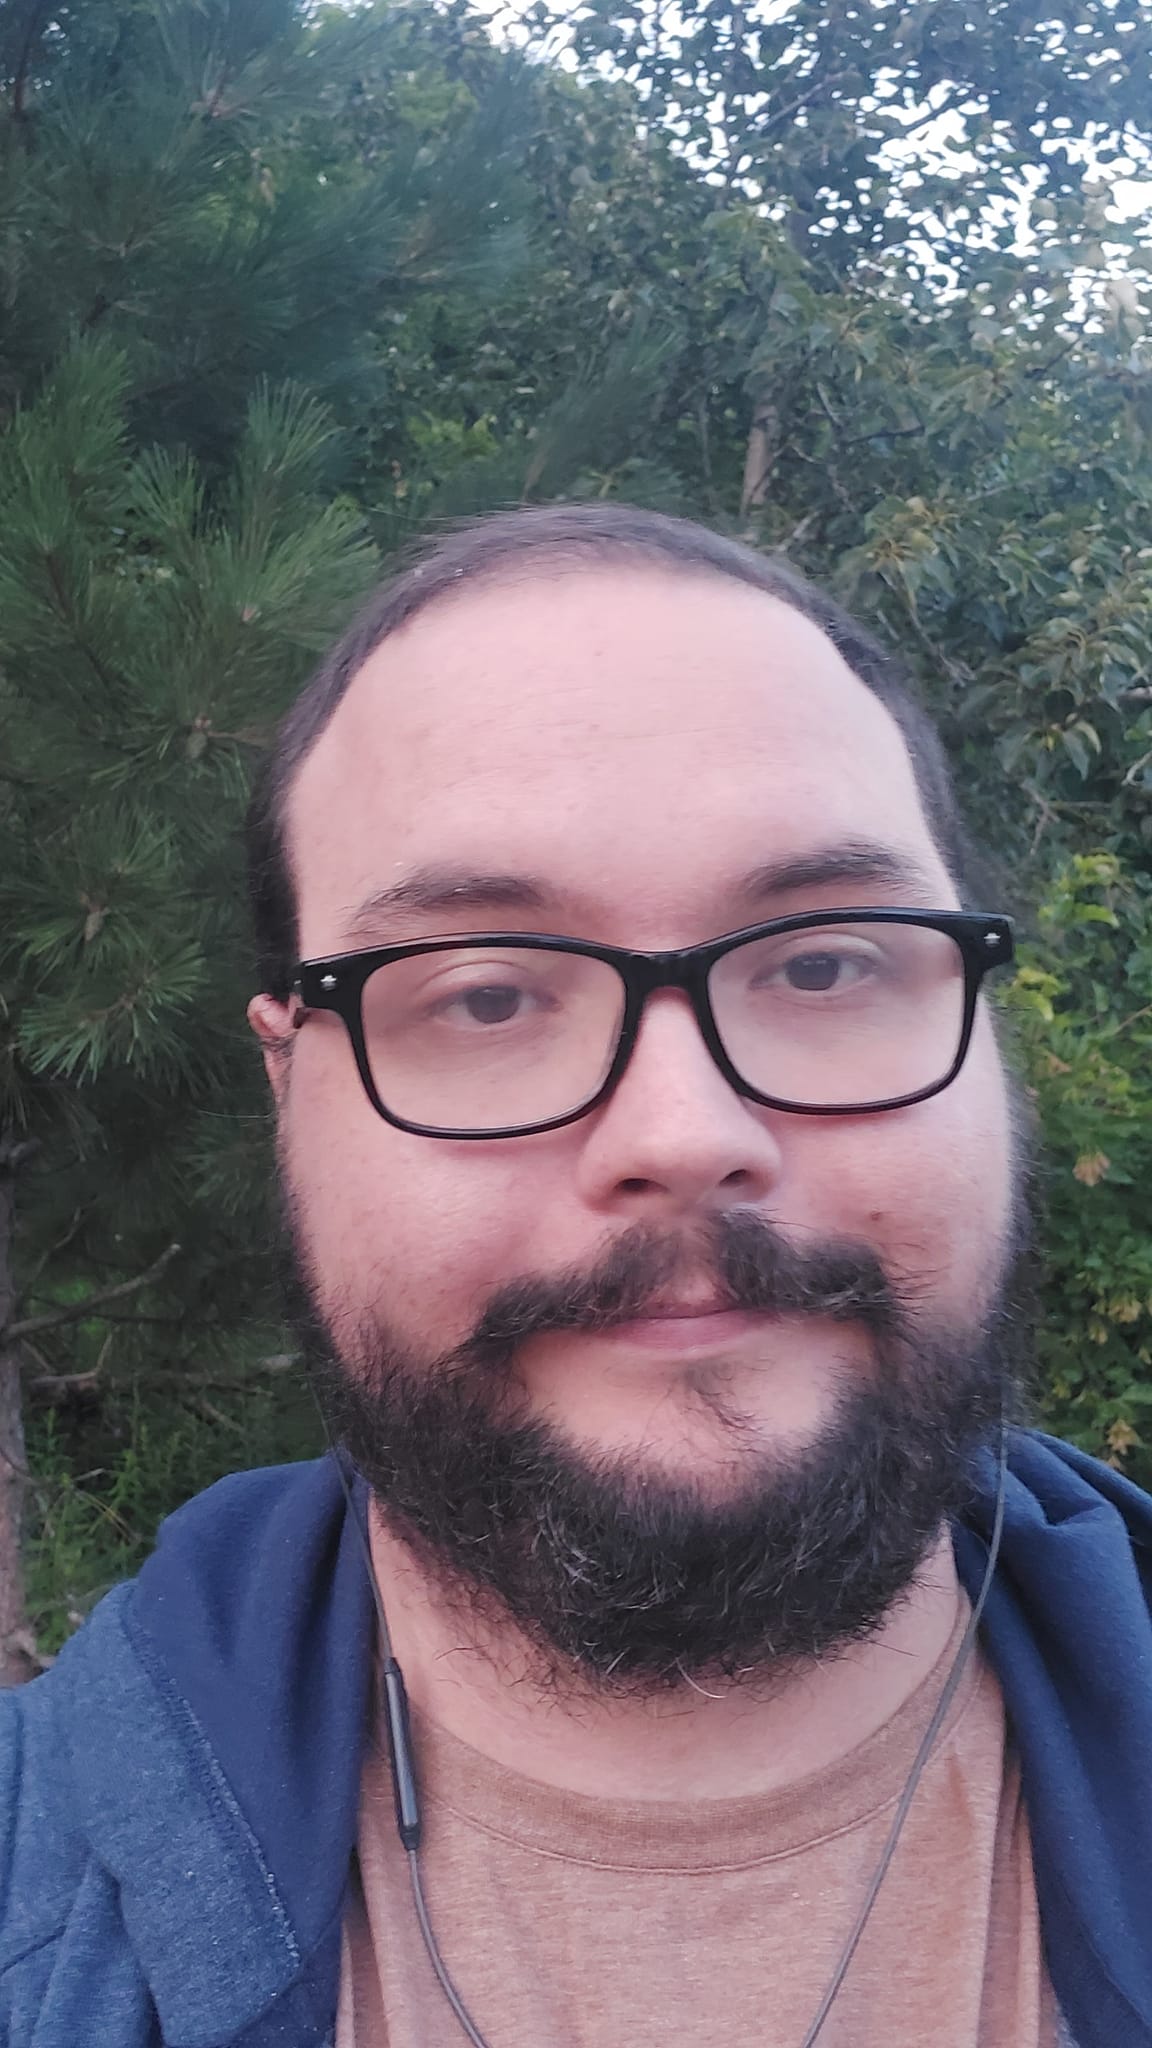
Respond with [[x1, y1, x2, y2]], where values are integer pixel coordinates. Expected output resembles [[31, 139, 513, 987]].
[[393, 1594, 990, 1874]]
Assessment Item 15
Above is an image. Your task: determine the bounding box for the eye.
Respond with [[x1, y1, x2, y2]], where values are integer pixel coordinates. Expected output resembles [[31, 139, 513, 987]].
[[453, 984, 530, 1025], [428, 975, 559, 1031], [781, 950, 871, 993]]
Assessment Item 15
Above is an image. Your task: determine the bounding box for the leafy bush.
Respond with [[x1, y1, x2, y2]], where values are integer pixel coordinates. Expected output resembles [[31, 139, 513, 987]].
[[1005, 856, 1152, 1477]]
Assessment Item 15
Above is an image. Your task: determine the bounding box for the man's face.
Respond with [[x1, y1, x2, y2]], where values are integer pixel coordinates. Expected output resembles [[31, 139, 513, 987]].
[[253, 566, 1018, 1681]]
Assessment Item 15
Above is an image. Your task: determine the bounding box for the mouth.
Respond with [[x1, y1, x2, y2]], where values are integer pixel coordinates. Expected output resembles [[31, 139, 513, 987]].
[[596, 1300, 767, 1355], [641, 1294, 736, 1320]]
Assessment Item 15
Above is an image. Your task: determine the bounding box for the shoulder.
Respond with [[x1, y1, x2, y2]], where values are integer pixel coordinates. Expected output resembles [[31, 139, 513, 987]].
[[133, 1455, 347, 1622], [0, 1462, 339, 1955], [0, 1628, 158, 2044], [966, 1427, 1152, 1561], [0, 1586, 142, 2025], [2, 1457, 370, 2048]]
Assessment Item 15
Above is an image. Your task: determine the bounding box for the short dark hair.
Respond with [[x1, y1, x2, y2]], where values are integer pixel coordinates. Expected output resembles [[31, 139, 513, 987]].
[[246, 503, 986, 999]]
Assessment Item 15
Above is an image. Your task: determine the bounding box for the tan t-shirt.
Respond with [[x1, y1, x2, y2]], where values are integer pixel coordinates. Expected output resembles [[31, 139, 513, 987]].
[[338, 1597, 1061, 2047]]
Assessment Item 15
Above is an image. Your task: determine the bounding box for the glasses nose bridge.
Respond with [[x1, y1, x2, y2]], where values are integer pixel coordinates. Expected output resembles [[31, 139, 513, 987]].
[[626, 943, 716, 1030]]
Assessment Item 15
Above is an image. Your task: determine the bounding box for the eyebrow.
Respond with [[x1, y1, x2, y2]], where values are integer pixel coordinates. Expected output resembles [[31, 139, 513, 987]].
[[735, 839, 941, 907], [336, 840, 940, 948], [339, 868, 549, 945]]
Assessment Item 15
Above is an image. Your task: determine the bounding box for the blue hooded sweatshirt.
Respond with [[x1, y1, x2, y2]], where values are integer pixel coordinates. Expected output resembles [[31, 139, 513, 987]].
[[2, 1428, 1151, 2048]]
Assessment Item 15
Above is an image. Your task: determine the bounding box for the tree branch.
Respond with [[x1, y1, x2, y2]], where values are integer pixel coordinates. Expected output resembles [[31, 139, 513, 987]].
[[1114, 1001, 1152, 1037], [18, 1207, 85, 1302], [843, 416, 926, 450], [0, 1436, 33, 1482], [740, 393, 780, 514], [42, 551, 119, 696], [25, 1329, 112, 1406], [885, 89, 968, 143], [181, 1394, 245, 1434], [0, 1138, 39, 1179], [720, 3, 748, 198], [757, 69, 853, 141], [25, 1368, 102, 1405], [4, 1243, 180, 1343], [812, 380, 925, 448], [9, 0, 54, 129]]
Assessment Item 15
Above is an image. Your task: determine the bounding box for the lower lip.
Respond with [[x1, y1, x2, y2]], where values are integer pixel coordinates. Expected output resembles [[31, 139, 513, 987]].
[[598, 1310, 765, 1354]]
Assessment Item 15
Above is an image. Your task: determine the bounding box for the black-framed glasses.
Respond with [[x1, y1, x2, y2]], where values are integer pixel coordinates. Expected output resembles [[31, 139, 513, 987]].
[[291, 909, 1014, 1140]]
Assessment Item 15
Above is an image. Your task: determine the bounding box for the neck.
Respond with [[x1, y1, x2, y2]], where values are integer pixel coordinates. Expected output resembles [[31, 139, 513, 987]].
[[367, 1512, 963, 1803]]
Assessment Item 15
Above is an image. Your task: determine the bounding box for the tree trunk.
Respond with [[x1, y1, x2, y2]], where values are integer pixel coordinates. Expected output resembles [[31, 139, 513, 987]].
[[740, 390, 779, 518], [0, 1138, 38, 1686]]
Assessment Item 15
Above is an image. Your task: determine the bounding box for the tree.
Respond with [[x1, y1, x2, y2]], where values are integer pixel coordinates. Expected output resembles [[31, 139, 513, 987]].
[[476, 0, 1152, 1470], [0, 345, 378, 1678], [300, 0, 1152, 1466], [0, 0, 538, 1677], [537, 0, 1152, 283], [5, 0, 1151, 1662]]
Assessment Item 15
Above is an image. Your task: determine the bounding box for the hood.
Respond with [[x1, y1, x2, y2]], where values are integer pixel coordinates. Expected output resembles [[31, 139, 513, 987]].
[[955, 1431, 1152, 2048], [62, 1431, 1152, 2047]]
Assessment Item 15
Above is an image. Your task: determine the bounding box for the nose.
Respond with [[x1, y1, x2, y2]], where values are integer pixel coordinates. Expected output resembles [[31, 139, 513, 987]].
[[573, 988, 786, 1220]]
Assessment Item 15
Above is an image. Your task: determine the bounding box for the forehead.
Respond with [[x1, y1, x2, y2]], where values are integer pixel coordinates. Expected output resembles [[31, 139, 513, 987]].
[[288, 566, 950, 955]]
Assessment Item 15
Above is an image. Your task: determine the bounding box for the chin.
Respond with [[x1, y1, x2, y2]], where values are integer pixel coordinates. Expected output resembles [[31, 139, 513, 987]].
[[546, 1400, 830, 1497]]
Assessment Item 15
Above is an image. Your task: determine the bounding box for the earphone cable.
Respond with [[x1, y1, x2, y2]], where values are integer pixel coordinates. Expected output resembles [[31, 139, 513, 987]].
[[407, 1847, 493, 2048], [324, 1412, 1009, 2048], [795, 1419, 1008, 2045]]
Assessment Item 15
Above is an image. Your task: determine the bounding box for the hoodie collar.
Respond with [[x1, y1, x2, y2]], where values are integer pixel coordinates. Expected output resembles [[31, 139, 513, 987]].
[[94, 1433, 1152, 2048], [955, 1432, 1152, 2048]]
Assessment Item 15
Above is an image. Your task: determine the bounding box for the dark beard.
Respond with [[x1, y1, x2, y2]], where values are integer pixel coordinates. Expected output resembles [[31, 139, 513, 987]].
[[293, 1207, 1031, 1697]]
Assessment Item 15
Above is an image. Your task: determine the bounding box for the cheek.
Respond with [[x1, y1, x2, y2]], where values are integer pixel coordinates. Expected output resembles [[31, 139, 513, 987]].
[[280, 1034, 562, 1348], [784, 1016, 1014, 1321]]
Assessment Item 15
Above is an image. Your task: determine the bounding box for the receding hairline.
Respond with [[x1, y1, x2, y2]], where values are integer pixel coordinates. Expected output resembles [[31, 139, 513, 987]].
[[247, 503, 986, 999], [292, 547, 873, 769], [279, 515, 908, 806], [284, 557, 945, 974]]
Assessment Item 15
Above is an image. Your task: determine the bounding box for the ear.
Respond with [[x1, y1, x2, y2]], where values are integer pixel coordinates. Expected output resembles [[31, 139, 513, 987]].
[[248, 993, 295, 1107]]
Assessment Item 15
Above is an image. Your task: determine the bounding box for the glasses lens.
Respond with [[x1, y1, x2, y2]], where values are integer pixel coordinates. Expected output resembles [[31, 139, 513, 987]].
[[360, 945, 627, 1132], [709, 920, 967, 1109]]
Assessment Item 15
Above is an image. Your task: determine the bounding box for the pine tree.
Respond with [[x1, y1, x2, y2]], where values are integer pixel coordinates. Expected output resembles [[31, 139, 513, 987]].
[[0, 343, 376, 1677], [0, 0, 536, 1680]]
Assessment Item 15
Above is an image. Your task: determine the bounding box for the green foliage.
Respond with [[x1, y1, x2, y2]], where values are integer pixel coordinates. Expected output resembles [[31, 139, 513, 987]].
[[3, 0, 1151, 1647], [24, 1355, 321, 1654], [0, 340, 375, 1104], [1004, 856, 1152, 1478], [0, 0, 535, 451], [543, 0, 1152, 285]]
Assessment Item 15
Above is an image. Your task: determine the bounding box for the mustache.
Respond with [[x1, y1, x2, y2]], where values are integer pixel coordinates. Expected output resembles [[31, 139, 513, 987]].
[[466, 1210, 909, 1368]]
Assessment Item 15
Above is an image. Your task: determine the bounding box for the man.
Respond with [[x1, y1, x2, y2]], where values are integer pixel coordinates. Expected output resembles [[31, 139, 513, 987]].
[[2, 505, 1151, 2048]]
